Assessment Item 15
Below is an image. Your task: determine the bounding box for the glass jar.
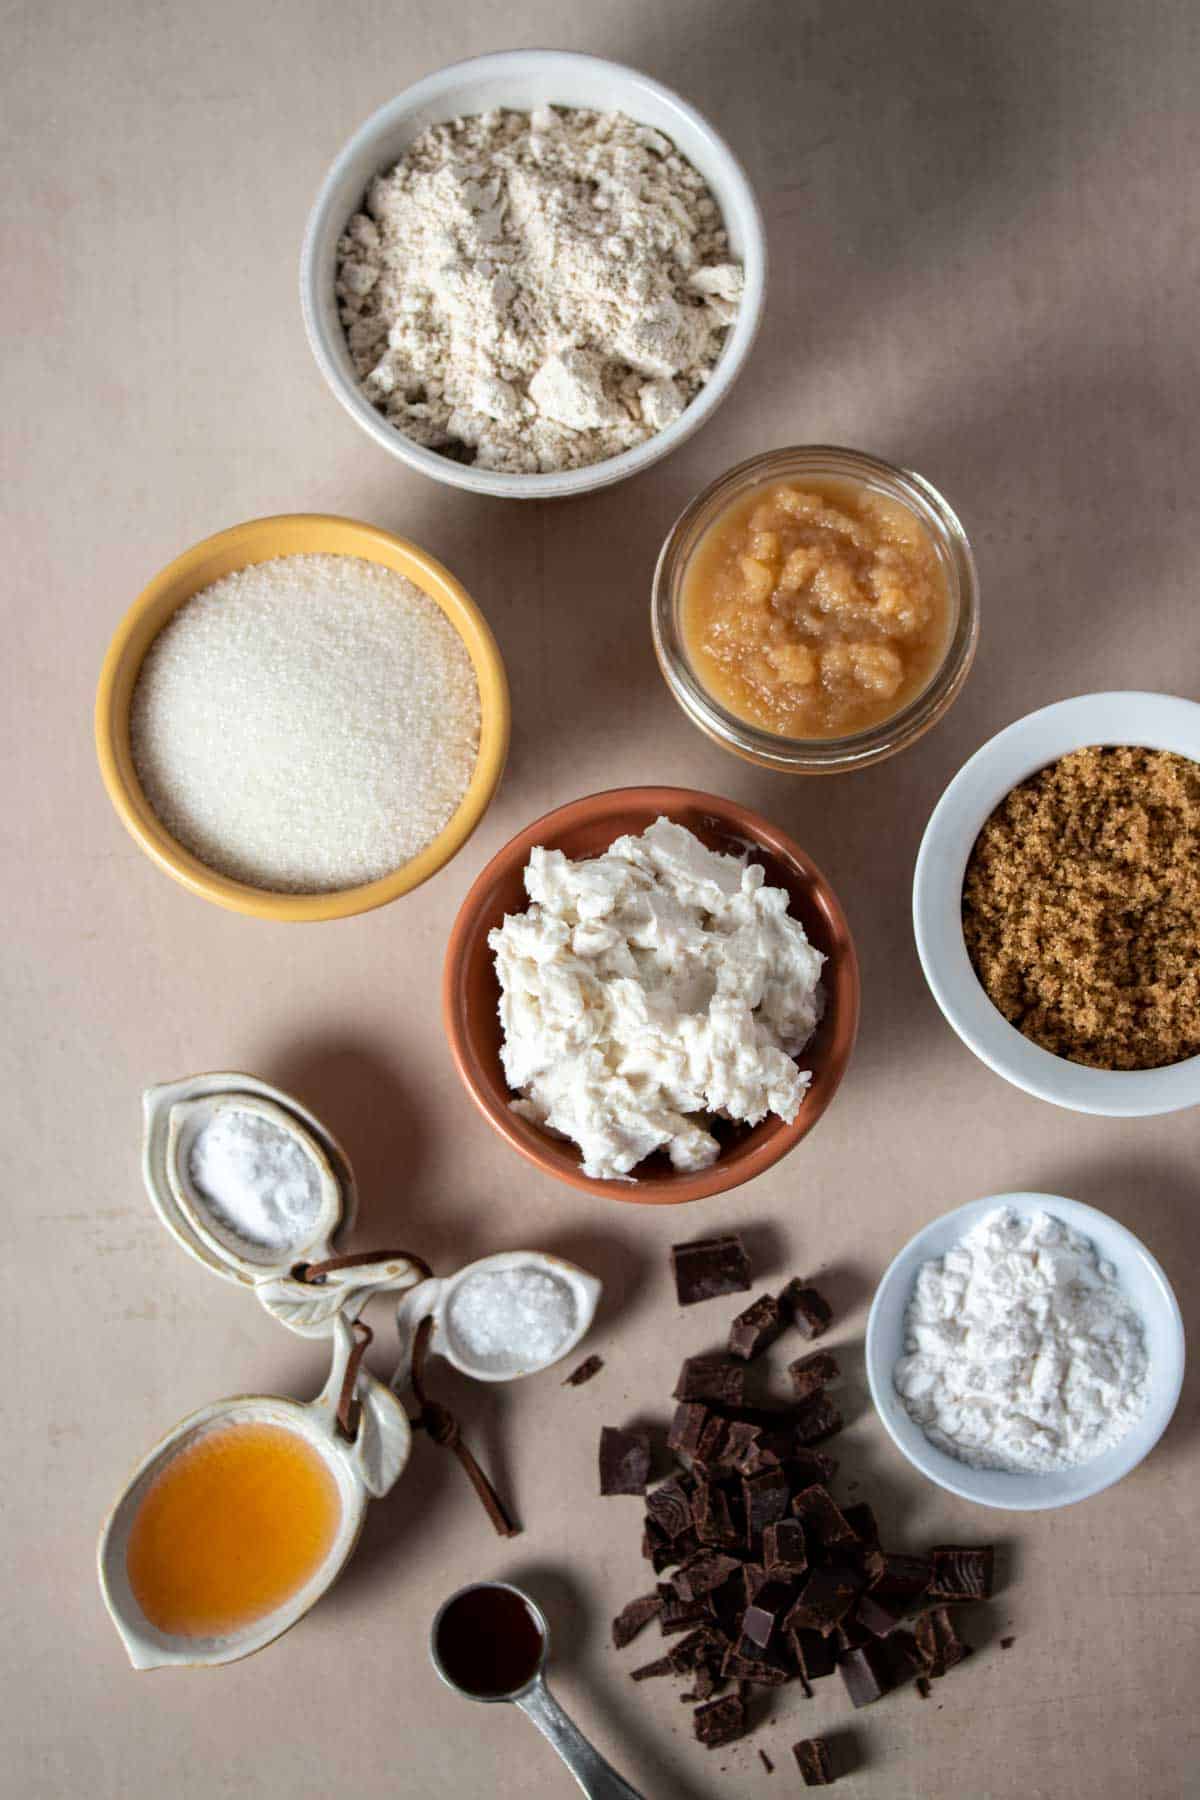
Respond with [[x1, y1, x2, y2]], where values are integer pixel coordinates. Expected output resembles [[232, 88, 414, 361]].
[[651, 445, 980, 773]]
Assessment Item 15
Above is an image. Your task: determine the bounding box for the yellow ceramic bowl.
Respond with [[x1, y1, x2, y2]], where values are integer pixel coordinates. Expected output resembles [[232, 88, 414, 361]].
[[95, 515, 510, 921]]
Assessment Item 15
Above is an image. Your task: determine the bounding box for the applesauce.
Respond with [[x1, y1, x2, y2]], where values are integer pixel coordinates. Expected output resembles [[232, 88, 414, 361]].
[[680, 475, 953, 740]]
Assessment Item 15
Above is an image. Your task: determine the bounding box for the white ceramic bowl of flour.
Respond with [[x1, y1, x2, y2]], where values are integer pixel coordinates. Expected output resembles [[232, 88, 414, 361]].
[[865, 1194, 1184, 1511], [300, 50, 766, 499]]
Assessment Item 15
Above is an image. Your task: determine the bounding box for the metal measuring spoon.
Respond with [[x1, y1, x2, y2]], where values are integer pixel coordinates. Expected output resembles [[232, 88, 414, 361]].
[[430, 1581, 644, 1799]]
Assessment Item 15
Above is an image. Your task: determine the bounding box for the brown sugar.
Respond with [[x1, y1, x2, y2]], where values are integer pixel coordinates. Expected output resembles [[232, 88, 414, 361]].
[[962, 747, 1200, 1070]]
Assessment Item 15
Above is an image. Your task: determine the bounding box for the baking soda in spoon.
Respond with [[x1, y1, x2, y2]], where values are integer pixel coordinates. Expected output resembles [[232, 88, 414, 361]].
[[188, 1108, 322, 1251], [445, 1268, 578, 1373]]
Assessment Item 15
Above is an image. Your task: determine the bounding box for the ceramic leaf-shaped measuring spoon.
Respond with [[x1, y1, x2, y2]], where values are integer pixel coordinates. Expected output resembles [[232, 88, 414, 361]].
[[393, 1253, 602, 1538], [99, 1314, 411, 1669], [143, 1074, 429, 1335]]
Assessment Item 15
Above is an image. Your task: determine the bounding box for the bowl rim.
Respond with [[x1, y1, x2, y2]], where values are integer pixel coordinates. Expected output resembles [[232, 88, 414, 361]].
[[94, 513, 510, 922], [442, 783, 860, 1203], [913, 690, 1200, 1114], [299, 48, 767, 499], [864, 1191, 1186, 1512]]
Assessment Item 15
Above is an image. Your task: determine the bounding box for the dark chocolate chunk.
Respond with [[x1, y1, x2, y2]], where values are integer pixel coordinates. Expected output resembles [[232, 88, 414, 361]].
[[763, 1519, 809, 1577], [692, 1477, 740, 1548], [838, 1639, 900, 1707], [792, 1394, 844, 1445], [916, 1675, 932, 1698], [630, 1655, 674, 1681], [562, 1353, 603, 1387], [641, 1524, 679, 1575], [793, 1737, 835, 1786], [722, 1638, 792, 1685], [855, 1589, 908, 1638], [693, 1413, 731, 1469], [1000, 1635, 1015, 1650], [612, 1593, 662, 1648], [669, 1626, 726, 1673], [787, 1565, 864, 1636], [717, 1420, 763, 1469], [884, 1628, 925, 1687], [835, 1613, 872, 1653], [742, 1562, 769, 1607], [599, 1426, 651, 1496], [657, 1583, 710, 1634], [672, 1551, 742, 1602], [758, 1748, 775, 1774], [783, 1448, 840, 1487], [679, 1663, 723, 1701], [705, 1572, 746, 1640], [787, 1349, 840, 1399], [841, 1502, 879, 1547], [913, 1607, 972, 1677], [791, 1485, 858, 1549], [779, 1280, 832, 1339], [674, 1355, 746, 1406], [789, 1627, 837, 1682], [728, 1291, 787, 1360], [672, 1235, 752, 1307], [928, 1545, 994, 1602], [742, 1467, 790, 1546], [646, 1476, 694, 1538], [742, 1578, 796, 1649], [868, 1552, 932, 1604], [666, 1401, 711, 1458], [692, 1693, 747, 1749]]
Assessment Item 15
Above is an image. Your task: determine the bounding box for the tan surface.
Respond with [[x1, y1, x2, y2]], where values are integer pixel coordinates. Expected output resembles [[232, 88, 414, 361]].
[[3, 3, 1198, 1796]]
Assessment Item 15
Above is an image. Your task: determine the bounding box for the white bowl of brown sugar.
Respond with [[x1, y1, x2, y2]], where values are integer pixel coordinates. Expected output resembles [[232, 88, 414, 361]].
[[913, 691, 1200, 1116]]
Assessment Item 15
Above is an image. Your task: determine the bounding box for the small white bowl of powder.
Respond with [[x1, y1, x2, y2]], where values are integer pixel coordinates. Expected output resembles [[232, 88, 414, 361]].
[[300, 51, 766, 499], [865, 1193, 1184, 1510]]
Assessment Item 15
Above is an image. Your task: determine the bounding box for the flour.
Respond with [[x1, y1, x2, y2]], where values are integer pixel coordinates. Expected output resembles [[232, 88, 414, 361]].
[[335, 107, 742, 473], [893, 1208, 1149, 1473]]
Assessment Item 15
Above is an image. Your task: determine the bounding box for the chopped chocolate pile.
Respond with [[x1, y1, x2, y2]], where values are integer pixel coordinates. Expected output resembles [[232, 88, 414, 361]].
[[672, 1235, 752, 1306], [599, 1426, 652, 1496], [610, 1279, 997, 1769], [793, 1736, 834, 1785], [563, 1354, 604, 1387]]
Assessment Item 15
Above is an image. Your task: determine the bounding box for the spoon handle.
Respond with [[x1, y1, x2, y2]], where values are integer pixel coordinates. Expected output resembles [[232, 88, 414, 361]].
[[514, 1676, 644, 1800]]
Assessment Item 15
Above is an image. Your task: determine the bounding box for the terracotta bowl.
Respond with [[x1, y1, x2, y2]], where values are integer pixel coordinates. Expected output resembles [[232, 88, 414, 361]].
[[443, 786, 860, 1204]]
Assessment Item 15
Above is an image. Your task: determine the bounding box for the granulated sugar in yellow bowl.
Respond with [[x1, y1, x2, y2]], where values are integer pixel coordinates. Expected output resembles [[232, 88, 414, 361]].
[[95, 516, 509, 921]]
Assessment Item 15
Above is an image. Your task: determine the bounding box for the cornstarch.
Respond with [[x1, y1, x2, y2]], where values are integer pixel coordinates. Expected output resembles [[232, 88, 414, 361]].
[[894, 1207, 1149, 1473], [188, 1108, 322, 1252], [336, 106, 743, 473]]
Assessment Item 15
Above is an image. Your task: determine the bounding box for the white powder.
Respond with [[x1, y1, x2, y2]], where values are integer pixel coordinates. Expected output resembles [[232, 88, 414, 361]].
[[336, 106, 742, 473], [445, 1268, 577, 1372], [130, 554, 480, 893], [187, 1108, 323, 1252], [894, 1208, 1150, 1473]]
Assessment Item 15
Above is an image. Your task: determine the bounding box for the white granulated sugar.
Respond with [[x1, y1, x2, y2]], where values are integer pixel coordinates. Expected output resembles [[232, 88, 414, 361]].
[[187, 1108, 322, 1252], [446, 1268, 577, 1371], [336, 107, 743, 473], [894, 1207, 1150, 1473], [489, 818, 825, 1181], [130, 553, 480, 892]]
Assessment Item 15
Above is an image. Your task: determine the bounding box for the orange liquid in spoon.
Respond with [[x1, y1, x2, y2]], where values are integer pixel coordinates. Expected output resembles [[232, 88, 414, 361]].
[[126, 1418, 342, 1637]]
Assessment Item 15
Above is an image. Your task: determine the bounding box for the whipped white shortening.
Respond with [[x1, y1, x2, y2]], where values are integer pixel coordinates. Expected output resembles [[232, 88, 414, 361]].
[[488, 818, 825, 1180], [894, 1207, 1150, 1473]]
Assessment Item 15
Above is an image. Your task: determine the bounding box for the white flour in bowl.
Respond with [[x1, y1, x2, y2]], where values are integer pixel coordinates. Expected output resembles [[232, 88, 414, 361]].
[[894, 1207, 1149, 1473], [335, 107, 743, 473]]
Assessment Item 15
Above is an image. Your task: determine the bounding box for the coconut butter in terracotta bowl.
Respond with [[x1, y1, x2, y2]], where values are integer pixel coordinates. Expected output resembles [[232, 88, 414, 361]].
[[443, 785, 859, 1204]]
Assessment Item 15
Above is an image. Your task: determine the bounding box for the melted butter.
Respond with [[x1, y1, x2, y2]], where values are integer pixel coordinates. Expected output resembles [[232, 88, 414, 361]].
[[126, 1418, 341, 1637]]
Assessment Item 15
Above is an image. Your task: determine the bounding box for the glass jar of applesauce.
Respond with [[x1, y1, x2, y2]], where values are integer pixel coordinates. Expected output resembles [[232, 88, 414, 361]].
[[652, 446, 979, 773]]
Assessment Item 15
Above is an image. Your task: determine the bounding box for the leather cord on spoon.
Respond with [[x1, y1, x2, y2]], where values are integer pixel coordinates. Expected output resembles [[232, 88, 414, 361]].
[[409, 1315, 520, 1538]]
